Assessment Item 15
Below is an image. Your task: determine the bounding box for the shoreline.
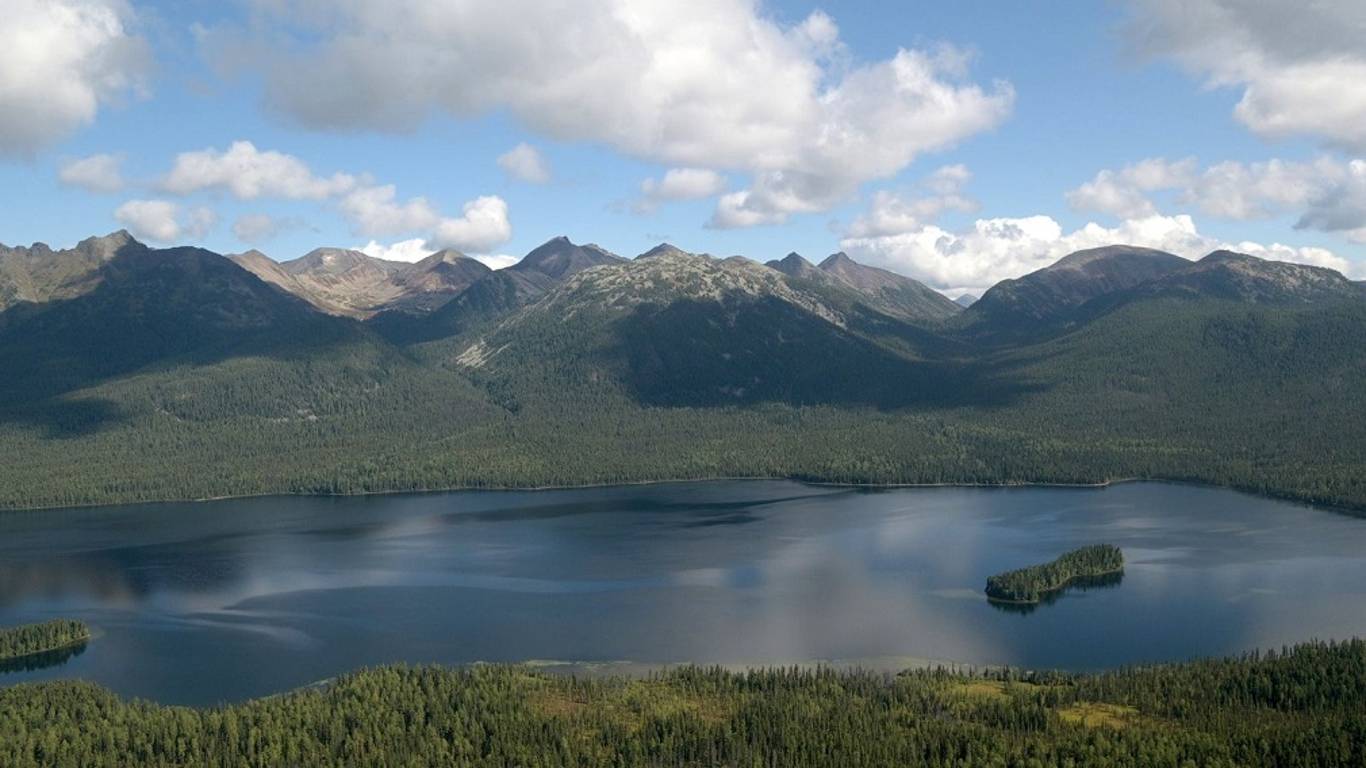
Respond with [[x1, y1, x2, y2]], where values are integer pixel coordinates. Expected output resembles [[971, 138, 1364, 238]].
[[0, 473, 1359, 517], [0, 475, 1135, 515]]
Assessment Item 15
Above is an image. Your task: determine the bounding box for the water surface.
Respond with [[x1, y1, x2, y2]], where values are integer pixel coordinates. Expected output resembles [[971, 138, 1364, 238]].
[[2, 481, 1364, 705]]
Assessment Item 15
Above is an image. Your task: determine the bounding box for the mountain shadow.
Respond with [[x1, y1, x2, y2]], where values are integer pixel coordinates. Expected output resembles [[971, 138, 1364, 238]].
[[0, 241, 386, 435], [618, 296, 1036, 410]]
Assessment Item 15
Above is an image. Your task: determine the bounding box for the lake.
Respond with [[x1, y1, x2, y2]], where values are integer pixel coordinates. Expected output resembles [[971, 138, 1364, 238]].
[[2, 481, 1365, 706]]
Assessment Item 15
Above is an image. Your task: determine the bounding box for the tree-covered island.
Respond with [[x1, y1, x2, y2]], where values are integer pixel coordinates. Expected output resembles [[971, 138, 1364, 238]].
[[0, 620, 92, 662], [985, 544, 1125, 604]]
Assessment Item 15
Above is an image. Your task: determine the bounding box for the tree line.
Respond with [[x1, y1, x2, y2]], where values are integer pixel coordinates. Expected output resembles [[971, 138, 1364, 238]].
[[1, 640, 1363, 766]]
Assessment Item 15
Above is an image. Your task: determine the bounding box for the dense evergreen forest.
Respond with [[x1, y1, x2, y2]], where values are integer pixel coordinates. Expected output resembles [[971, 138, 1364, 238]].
[[1, 298, 1362, 514], [986, 545, 1125, 603], [0, 620, 90, 661], [1, 640, 1363, 766]]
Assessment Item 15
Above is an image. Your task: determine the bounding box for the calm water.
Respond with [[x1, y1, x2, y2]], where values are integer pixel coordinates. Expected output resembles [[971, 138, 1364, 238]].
[[2, 481, 1365, 706]]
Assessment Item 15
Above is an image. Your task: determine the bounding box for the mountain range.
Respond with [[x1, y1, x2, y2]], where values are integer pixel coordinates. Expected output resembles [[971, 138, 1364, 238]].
[[1, 229, 1363, 513]]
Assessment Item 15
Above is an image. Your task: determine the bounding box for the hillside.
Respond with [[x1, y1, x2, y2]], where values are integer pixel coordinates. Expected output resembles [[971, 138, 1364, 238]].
[[373, 236, 622, 343], [767, 250, 962, 323], [231, 246, 493, 318], [0, 234, 1364, 512], [0, 241, 369, 401], [0, 231, 137, 311], [963, 245, 1190, 336]]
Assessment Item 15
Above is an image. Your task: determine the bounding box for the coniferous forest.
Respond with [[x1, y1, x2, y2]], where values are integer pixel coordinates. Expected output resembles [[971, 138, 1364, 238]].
[[0, 620, 90, 661], [986, 545, 1126, 603], [1, 641, 1363, 767]]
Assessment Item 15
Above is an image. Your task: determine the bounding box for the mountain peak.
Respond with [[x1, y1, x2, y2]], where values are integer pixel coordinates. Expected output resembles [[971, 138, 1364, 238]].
[[818, 252, 856, 270], [967, 245, 1189, 329], [514, 236, 623, 279], [638, 243, 693, 260], [807, 251, 960, 322], [284, 247, 380, 276], [1051, 245, 1181, 271], [73, 230, 141, 261], [766, 252, 822, 280], [421, 248, 473, 266]]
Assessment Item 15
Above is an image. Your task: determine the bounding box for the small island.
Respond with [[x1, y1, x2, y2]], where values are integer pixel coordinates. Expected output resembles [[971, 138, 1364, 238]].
[[0, 619, 92, 662], [985, 545, 1124, 604]]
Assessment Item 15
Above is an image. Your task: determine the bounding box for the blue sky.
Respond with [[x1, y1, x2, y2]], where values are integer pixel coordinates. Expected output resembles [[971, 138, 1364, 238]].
[[3, 0, 1364, 293]]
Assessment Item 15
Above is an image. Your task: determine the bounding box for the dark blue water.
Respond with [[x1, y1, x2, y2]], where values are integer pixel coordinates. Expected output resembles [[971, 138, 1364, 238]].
[[2, 481, 1364, 705]]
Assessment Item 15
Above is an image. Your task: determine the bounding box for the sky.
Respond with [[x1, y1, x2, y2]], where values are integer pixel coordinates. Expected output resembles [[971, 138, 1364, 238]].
[[2, 0, 1365, 294]]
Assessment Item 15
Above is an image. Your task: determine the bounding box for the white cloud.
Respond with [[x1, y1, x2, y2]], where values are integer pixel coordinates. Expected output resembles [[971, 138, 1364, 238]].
[[642, 169, 728, 201], [1065, 158, 1197, 219], [58, 152, 125, 193], [209, 1, 1012, 225], [429, 195, 512, 253], [156, 140, 514, 252], [846, 165, 978, 238], [635, 168, 727, 213], [339, 186, 511, 251], [710, 191, 788, 228], [1125, 0, 1366, 150], [0, 0, 149, 156], [497, 142, 551, 184], [471, 253, 518, 270], [232, 213, 307, 244], [1069, 156, 1366, 244], [162, 140, 357, 200], [358, 237, 516, 268], [114, 199, 216, 243], [840, 211, 1356, 295], [358, 238, 432, 263], [338, 184, 441, 236]]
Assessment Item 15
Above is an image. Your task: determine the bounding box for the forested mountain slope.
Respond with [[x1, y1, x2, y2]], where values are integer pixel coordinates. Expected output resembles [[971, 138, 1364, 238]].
[[963, 245, 1190, 337], [0, 233, 1363, 512]]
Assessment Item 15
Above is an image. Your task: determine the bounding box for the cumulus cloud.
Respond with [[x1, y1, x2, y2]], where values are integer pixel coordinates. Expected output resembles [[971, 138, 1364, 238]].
[[840, 211, 1355, 295], [338, 184, 442, 236], [1125, 0, 1366, 150], [846, 165, 978, 238], [497, 143, 551, 184], [157, 140, 514, 252], [338, 185, 511, 252], [162, 141, 357, 200], [358, 238, 516, 268], [115, 199, 216, 243], [232, 213, 308, 244], [635, 168, 728, 213], [1065, 158, 1197, 219], [357, 238, 432, 263], [429, 195, 512, 252], [207, 1, 1012, 225], [58, 152, 125, 193], [0, 0, 149, 156], [1070, 156, 1366, 243]]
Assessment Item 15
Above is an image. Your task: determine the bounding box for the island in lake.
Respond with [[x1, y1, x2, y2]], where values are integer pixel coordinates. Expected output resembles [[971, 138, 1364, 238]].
[[0, 620, 91, 664], [985, 544, 1125, 605]]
